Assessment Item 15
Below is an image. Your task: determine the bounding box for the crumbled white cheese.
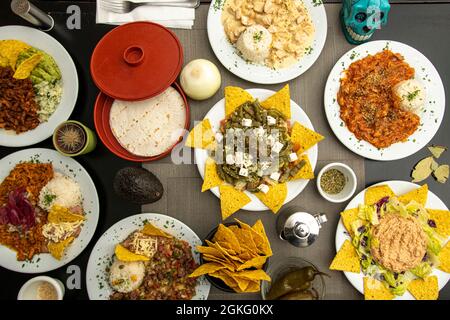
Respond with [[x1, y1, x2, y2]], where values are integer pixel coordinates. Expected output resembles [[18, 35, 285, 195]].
[[267, 115, 276, 125], [257, 169, 264, 177], [289, 153, 298, 162], [272, 141, 284, 153], [239, 167, 249, 177], [257, 184, 270, 194], [226, 154, 235, 165], [132, 233, 158, 258], [235, 151, 244, 165], [242, 118, 252, 127], [242, 153, 254, 168], [215, 132, 223, 143], [270, 172, 281, 181]]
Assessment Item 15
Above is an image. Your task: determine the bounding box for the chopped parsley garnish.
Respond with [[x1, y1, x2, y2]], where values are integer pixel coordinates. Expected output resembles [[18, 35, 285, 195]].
[[406, 90, 420, 101], [253, 31, 263, 43], [43, 193, 57, 206]]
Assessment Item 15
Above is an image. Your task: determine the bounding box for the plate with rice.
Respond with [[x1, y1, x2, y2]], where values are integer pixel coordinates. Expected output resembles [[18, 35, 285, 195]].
[[0, 148, 99, 273], [0, 26, 78, 147]]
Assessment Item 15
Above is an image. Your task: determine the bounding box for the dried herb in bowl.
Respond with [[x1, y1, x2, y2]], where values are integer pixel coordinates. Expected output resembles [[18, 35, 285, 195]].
[[320, 169, 346, 195]]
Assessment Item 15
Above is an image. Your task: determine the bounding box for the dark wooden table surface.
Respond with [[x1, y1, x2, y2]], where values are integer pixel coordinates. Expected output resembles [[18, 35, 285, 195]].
[[0, 0, 449, 300]]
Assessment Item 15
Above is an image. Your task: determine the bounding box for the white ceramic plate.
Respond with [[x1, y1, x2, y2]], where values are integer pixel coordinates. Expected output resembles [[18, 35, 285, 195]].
[[0, 26, 78, 147], [335, 180, 450, 300], [195, 88, 318, 212], [324, 40, 445, 161], [86, 213, 211, 300], [207, 0, 327, 84], [0, 148, 99, 273]]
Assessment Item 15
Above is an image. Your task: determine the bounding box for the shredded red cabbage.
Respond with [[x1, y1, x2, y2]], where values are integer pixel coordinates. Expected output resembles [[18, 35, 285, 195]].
[[376, 196, 390, 214], [0, 188, 36, 229]]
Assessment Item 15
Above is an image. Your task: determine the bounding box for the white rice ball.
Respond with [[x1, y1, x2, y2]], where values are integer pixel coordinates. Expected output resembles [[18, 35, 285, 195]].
[[393, 79, 426, 114], [38, 173, 82, 211], [236, 25, 272, 64], [109, 259, 145, 293]]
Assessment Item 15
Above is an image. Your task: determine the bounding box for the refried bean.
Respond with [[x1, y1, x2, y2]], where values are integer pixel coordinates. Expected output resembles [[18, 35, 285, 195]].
[[0, 66, 40, 133]]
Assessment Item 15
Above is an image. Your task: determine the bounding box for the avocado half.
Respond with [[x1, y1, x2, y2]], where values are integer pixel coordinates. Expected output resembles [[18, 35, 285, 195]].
[[113, 167, 164, 205]]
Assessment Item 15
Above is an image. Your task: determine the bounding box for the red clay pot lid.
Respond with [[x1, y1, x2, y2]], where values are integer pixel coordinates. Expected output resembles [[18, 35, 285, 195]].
[[90, 21, 183, 101]]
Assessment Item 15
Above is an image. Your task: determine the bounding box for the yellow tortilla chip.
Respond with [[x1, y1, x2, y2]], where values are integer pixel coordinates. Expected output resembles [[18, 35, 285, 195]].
[[209, 269, 239, 289], [185, 119, 215, 150], [0, 55, 9, 67], [234, 219, 272, 257], [254, 182, 287, 214], [340, 208, 359, 237], [329, 239, 360, 273], [260, 84, 291, 118], [225, 86, 254, 117], [438, 241, 450, 273], [234, 280, 260, 293], [398, 184, 428, 206], [202, 158, 223, 192], [13, 53, 42, 79], [47, 205, 85, 223], [290, 154, 314, 180], [141, 222, 172, 238], [230, 227, 258, 255], [363, 277, 394, 300], [237, 256, 268, 271], [213, 224, 241, 252], [48, 236, 74, 260], [0, 40, 31, 69], [291, 121, 324, 154], [408, 276, 438, 300], [114, 244, 149, 262], [219, 185, 251, 220], [189, 262, 226, 278], [234, 269, 271, 281], [364, 185, 395, 205], [427, 209, 450, 237]]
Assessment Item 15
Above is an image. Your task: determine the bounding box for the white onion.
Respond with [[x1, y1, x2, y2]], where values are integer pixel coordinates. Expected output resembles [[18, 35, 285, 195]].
[[180, 59, 221, 100]]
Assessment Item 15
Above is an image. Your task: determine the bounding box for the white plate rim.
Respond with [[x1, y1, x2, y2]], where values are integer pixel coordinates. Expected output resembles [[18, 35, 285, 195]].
[[207, 0, 327, 84], [324, 40, 446, 161], [0, 148, 99, 273], [194, 88, 318, 212], [335, 180, 450, 300], [0, 25, 79, 147], [86, 213, 211, 300]]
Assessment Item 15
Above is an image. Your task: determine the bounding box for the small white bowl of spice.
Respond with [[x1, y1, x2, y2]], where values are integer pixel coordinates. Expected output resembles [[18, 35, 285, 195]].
[[317, 163, 357, 203], [18, 276, 64, 300]]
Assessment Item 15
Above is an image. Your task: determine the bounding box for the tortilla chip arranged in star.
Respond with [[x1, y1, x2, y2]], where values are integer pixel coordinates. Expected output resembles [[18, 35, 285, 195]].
[[254, 182, 287, 214], [260, 84, 291, 118], [290, 154, 314, 180], [0, 40, 31, 69], [438, 241, 450, 273], [202, 158, 223, 192], [427, 209, 450, 237], [142, 222, 172, 238], [13, 53, 42, 79], [364, 185, 395, 205], [341, 208, 359, 237], [185, 119, 215, 150], [291, 121, 324, 154], [219, 185, 251, 220], [114, 244, 149, 262], [363, 277, 394, 300], [408, 276, 438, 300], [47, 205, 85, 223], [48, 236, 75, 260], [398, 184, 428, 206], [330, 240, 360, 273], [0, 55, 9, 67], [225, 86, 254, 117]]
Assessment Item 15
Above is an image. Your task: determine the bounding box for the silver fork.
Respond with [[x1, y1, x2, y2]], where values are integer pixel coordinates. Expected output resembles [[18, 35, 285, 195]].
[[100, 0, 200, 14]]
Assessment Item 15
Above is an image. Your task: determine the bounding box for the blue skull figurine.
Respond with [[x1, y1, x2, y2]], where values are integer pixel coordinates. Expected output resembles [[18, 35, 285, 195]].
[[340, 0, 390, 44]]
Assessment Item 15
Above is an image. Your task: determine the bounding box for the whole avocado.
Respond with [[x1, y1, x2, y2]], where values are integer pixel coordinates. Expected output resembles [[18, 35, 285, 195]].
[[113, 167, 164, 204]]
